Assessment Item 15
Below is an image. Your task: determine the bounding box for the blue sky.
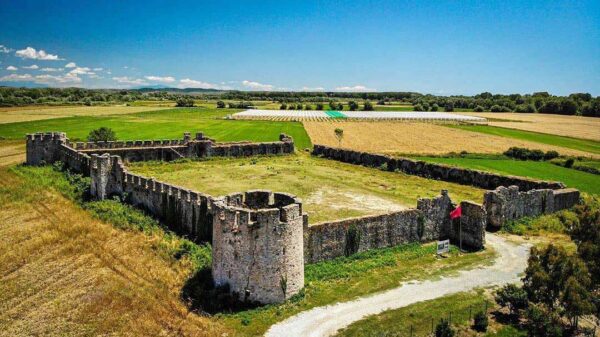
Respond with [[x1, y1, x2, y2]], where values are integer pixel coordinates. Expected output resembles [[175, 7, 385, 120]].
[[1, 0, 599, 95]]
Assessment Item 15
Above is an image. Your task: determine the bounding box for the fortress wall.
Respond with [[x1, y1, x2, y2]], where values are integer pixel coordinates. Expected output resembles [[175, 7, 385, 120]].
[[312, 145, 565, 191], [484, 186, 580, 229]]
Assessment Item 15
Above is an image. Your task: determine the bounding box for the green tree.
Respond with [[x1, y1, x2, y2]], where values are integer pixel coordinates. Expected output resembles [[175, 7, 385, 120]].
[[363, 101, 374, 111], [495, 284, 528, 316], [431, 103, 439, 111], [348, 101, 358, 111], [88, 127, 117, 142], [175, 97, 195, 107], [280, 103, 287, 110], [334, 128, 344, 146], [216, 100, 226, 108], [316, 103, 324, 110]]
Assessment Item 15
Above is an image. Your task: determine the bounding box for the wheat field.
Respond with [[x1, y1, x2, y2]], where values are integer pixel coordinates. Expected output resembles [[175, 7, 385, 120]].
[[456, 112, 600, 141], [303, 121, 599, 158], [0, 142, 228, 337], [0, 106, 170, 124]]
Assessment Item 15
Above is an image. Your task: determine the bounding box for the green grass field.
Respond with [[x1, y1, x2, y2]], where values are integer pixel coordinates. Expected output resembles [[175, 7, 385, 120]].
[[220, 243, 494, 336], [413, 155, 600, 195], [129, 153, 485, 223], [451, 125, 600, 155], [334, 290, 526, 337], [0, 107, 312, 149]]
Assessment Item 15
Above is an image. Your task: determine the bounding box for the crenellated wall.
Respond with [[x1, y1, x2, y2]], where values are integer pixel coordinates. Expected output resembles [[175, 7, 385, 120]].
[[24, 132, 582, 305], [211, 191, 305, 304], [312, 145, 565, 191]]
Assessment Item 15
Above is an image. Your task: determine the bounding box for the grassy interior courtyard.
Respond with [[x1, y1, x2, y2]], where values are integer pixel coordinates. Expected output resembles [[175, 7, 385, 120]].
[[128, 152, 485, 223]]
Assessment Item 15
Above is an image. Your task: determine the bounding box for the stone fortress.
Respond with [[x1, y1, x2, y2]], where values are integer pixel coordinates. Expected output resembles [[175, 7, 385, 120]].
[[26, 131, 580, 304]]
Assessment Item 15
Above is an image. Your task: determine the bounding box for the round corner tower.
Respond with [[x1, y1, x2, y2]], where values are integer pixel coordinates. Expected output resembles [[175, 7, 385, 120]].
[[210, 190, 304, 304]]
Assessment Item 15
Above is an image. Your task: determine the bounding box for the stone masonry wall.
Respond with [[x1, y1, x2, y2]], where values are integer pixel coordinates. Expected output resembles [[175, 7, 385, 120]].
[[211, 191, 305, 304], [312, 145, 564, 191], [484, 186, 580, 229]]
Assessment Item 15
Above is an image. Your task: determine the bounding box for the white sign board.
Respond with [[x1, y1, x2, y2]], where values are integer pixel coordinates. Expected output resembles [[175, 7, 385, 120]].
[[437, 239, 450, 255]]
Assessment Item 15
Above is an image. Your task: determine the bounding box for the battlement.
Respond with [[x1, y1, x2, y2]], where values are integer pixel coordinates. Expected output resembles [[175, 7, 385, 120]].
[[26, 132, 67, 142], [211, 190, 305, 304]]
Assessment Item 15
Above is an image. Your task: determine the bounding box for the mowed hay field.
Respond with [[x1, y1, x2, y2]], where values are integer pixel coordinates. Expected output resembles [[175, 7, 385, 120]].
[[0, 144, 228, 336], [456, 112, 600, 141], [0, 106, 171, 124], [303, 121, 600, 158]]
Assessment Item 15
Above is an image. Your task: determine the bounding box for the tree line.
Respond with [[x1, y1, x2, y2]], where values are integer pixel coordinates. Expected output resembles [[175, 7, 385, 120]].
[[1, 87, 598, 117]]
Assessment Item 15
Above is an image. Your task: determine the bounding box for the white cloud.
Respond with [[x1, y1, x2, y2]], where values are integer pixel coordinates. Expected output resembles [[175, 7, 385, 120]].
[[0, 73, 33, 81], [40, 67, 63, 72], [6, 66, 17, 71], [178, 78, 232, 89], [334, 85, 376, 92], [112, 76, 147, 86], [22, 64, 39, 69], [93, 67, 103, 71], [145, 75, 176, 83], [0, 45, 11, 53], [242, 80, 274, 91], [301, 86, 325, 91], [15, 47, 61, 60], [64, 62, 77, 68], [68, 67, 93, 75], [34, 73, 82, 85]]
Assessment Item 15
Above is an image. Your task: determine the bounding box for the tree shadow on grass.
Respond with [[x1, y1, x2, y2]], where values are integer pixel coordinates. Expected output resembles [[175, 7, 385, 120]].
[[181, 267, 261, 314]]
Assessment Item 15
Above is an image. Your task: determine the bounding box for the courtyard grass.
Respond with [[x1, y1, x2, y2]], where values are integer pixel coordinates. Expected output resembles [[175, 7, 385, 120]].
[[413, 154, 600, 195], [0, 107, 312, 149], [128, 152, 485, 223], [450, 124, 600, 155]]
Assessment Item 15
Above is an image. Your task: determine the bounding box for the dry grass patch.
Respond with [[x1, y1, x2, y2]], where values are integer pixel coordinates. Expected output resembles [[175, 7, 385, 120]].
[[456, 112, 600, 141], [303, 121, 598, 158], [0, 140, 24, 168], [0, 165, 228, 337], [0, 106, 170, 124]]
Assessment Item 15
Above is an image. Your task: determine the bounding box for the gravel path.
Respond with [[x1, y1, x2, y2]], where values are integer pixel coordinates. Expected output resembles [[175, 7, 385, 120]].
[[265, 234, 529, 337]]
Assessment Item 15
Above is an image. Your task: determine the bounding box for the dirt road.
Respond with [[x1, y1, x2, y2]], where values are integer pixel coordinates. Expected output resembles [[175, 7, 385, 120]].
[[265, 234, 529, 337]]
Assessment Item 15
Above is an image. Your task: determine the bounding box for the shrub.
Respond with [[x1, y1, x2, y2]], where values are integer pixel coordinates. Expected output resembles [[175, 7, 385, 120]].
[[525, 304, 563, 337], [472, 311, 488, 332], [490, 105, 503, 112], [413, 103, 424, 111], [544, 150, 559, 160], [280, 103, 287, 110], [316, 103, 324, 110], [431, 103, 439, 111], [565, 158, 575, 168], [435, 319, 455, 337], [175, 97, 195, 107], [444, 103, 454, 112], [363, 101, 374, 111], [473, 105, 485, 112], [495, 284, 528, 315], [348, 101, 358, 111], [88, 127, 117, 142], [216, 100, 226, 108]]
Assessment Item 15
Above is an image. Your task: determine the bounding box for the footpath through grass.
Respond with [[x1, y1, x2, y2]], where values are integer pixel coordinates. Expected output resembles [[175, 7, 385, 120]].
[[0, 107, 312, 149], [413, 155, 600, 195], [218, 243, 495, 336], [129, 152, 485, 223], [451, 125, 600, 155]]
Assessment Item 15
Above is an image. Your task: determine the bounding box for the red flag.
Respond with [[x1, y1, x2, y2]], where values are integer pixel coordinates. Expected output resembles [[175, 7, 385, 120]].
[[450, 206, 462, 219]]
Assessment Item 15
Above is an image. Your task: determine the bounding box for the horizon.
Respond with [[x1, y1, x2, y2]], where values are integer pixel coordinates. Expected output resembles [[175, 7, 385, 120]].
[[1, 0, 599, 95]]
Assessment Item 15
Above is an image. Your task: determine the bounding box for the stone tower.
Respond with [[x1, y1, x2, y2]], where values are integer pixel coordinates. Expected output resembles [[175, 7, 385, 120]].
[[25, 132, 67, 165], [210, 190, 305, 304]]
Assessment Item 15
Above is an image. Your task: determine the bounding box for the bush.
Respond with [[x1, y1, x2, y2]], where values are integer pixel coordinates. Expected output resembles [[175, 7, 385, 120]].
[[565, 158, 575, 168], [431, 103, 439, 111], [216, 100, 226, 108], [490, 105, 503, 112], [88, 127, 117, 142], [472, 311, 488, 332], [525, 304, 563, 337], [413, 103, 424, 111], [544, 150, 559, 160], [316, 103, 324, 110], [435, 319, 455, 337], [473, 105, 485, 112], [363, 101, 374, 111], [279, 103, 287, 110], [348, 101, 358, 111], [444, 103, 454, 112], [175, 97, 195, 107], [495, 284, 528, 316]]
